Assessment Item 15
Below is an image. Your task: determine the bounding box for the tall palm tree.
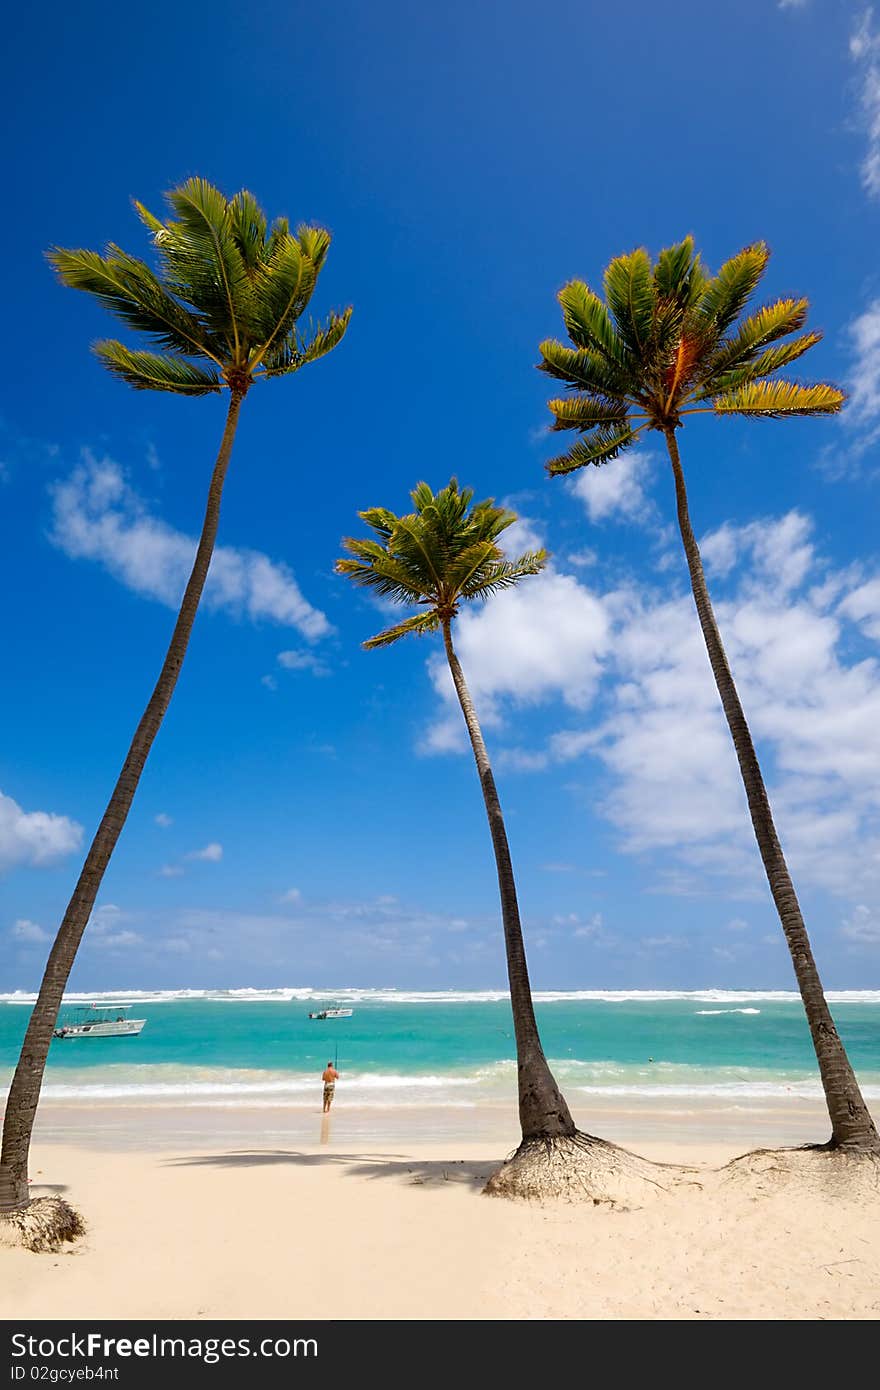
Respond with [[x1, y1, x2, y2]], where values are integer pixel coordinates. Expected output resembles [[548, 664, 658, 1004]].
[[0, 179, 351, 1242], [539, 237, 878, 1156], [337, 481, 674, 1198]]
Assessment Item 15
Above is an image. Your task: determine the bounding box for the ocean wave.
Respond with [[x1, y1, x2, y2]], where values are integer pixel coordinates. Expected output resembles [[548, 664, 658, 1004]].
[[3, 987, 880, 1006], [6, 1058, 877, 1106], [694, 1008, 761, 1015]]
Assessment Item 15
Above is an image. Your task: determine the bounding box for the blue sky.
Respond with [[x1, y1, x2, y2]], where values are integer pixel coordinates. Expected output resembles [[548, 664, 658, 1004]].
[[3, 0, 880, 990]]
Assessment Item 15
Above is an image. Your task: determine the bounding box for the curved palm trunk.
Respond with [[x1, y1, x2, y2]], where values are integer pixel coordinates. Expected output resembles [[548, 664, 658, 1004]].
[[442, 619, 575, 1140], [664, 427, 878, 1153], [0, 393, 245, 1213]]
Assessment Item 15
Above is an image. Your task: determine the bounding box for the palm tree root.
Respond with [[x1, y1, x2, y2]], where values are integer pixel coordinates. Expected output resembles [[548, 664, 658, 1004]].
[[483, 1131, 701, 1207], [0, 1197, 85, 1253], [719, 1142, 880, 1201]]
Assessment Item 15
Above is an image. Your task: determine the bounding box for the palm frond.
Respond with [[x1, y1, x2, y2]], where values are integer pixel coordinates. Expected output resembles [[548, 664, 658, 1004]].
[[461, 552, 548, 599], [711, 379, 845, 418], [263, 309, 352, 377], [537, 340, 633, 399], [603, 250, 655, 360], [48, 247, 216, 361], [704, 298, 809, 378], [699, 332, 823, 397], [362, 610, 443, 649], [250, 235, 317, 362], [698, 243, 769, 337], [93, 341, 221, 394], [545, 423, 638, 475], [229, 190, 269, 271], [162, 178, 254, 349], [335, 549, 430, 604], [556, 280, 625, 363], [358, 507, 401, 540], [297, 225, 333, 273], [547, 395, 631, 432], [653, 236, 706, 306]]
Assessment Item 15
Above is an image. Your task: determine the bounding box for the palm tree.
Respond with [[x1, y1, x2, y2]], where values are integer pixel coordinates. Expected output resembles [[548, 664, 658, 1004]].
[[0, 179, 351, 1245], [337, 480, 679, 1199], [539, 237, 878, 1157]]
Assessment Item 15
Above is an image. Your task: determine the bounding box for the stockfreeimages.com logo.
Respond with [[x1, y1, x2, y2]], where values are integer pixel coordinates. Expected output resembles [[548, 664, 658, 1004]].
[[11, 1333, 317, 1366]]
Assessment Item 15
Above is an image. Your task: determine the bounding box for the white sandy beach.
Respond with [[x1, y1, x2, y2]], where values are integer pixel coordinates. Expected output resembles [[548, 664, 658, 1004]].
[[2, 1102, 879, 1321]]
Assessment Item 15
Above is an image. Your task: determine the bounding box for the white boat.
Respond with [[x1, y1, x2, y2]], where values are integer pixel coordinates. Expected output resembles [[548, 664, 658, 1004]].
[[53, 1003, 147, 1040], [307, 1006, 353, 1020]]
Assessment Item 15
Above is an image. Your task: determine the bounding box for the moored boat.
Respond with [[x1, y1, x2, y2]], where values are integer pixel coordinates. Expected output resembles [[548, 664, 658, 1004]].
[[53, 1003, 147, 1039]]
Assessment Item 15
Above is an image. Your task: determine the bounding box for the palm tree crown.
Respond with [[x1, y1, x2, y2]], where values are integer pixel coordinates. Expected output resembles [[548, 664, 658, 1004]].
[[539, 237, 843, 473], [49, 177, 351, 398], [336, 479, 547, 644]]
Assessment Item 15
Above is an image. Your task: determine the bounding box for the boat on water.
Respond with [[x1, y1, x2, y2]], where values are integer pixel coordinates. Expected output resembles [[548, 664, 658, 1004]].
[[53, 1003, 147, 1040], [307, 1006, 353, 1020]]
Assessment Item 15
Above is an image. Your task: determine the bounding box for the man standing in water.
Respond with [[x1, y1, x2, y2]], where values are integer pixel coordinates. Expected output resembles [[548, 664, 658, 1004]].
[[322, 1060, 339, 1113]]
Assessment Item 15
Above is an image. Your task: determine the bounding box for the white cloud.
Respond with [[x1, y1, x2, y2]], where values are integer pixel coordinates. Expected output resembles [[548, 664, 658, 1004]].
[[423, 570, 610, 752], [277, 648, 330, 676], [261, 674, 278, 692], [84, 904, 144, 950], [186, 842, 223, 863], [841, 903, 880, 945], [567, 548, 598, 569], [154, 812, 173, 828], [839, 576, 880, 638], [850, 9, 880, 198], [779, 0, 808, 8], [280, 888, 302, 904], [50, 454, 330, 639], [567, 451, 657, 526], [500, 513, 545, 557], [158, 864, 184, 878], [559, 517, 880, 898], [701, 512, 815, 592], [0, 789, 83, 873], [10, 918, 50, 944], [846, 301, 880, 451], [726, 917, 750, 932], [422, 506, 880, 912]]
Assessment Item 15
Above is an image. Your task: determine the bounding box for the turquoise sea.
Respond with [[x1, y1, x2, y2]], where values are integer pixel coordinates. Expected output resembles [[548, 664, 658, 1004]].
[[1, 988, 878, 1109]]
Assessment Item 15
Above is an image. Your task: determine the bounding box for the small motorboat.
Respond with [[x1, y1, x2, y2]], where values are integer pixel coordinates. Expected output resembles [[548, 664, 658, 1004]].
[[53, 1003, 147, 1039], [307, 1006, 353, 1020]]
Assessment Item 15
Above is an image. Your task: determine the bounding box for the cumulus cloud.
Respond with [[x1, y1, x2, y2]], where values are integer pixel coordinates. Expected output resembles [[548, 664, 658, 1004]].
[[10, 918, 51, 944], [851, 9, 880, 198], [499, 513, 546, 557], [571, 519, 880, 895], [154, 812, 173, 828], [277, 648, 330, 677], [186, 843, 223, 863], [839, 576, 880, 638], [85, 903, 144, 950], [567, 451, 658, 526], [845, 301, 880, 453], [0, 790, 82, 873], [841, 903, 880, 945], [422, 506, 880, 912], [422, 569, 611, 755], [49, 454, 330, 639]]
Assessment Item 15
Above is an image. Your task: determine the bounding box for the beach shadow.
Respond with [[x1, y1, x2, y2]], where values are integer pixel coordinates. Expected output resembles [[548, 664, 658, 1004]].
[[163, 1150, 493, 1188], [29, 1183, 69, 1196]]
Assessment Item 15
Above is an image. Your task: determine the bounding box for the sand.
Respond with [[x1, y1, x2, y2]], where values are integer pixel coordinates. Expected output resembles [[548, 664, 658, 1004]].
[[2, 1103, 879, 1320]]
